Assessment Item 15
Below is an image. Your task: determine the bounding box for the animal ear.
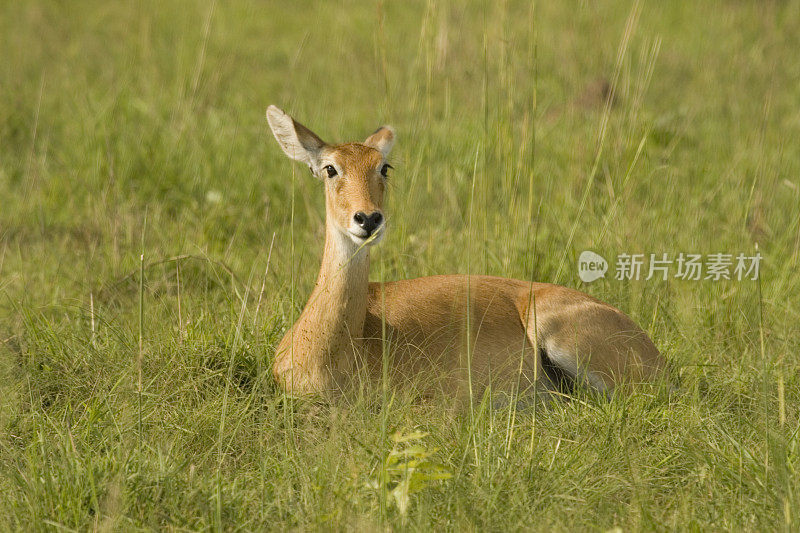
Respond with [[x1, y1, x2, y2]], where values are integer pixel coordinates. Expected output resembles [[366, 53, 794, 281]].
[[266, 105, 327, 167], [364, 126, 395, 157]]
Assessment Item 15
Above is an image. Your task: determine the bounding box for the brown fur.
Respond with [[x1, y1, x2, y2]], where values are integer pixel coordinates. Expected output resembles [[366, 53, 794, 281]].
[[323, 143, 386, 234], [267, 106, 667, 399]]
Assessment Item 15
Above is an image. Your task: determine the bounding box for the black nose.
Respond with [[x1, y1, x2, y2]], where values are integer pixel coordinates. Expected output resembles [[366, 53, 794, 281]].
[[353, 211, 383, 236]]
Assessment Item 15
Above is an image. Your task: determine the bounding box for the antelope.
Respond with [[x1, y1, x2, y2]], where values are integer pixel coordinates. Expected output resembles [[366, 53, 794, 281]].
[[266, 105, 667, 400]]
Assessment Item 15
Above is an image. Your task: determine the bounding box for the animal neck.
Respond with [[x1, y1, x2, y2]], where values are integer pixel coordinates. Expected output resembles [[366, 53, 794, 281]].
[[312, 223, 371, 327], [276, 219, 371, 393]]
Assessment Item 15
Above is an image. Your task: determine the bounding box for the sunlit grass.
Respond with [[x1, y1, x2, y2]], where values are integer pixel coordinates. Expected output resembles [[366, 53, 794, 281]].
[[1, 0, 799, 530]]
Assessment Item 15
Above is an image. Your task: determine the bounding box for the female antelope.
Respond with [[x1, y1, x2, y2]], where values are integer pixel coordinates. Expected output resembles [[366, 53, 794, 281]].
[[267, 105, 666, 399]]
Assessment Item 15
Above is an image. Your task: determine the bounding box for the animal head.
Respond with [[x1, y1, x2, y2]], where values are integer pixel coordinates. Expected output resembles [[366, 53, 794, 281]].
[[266, 105, 395, 248]]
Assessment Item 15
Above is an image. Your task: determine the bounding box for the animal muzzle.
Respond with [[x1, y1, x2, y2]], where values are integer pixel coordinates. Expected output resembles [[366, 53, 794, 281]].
[[352, 210, 383, 237]]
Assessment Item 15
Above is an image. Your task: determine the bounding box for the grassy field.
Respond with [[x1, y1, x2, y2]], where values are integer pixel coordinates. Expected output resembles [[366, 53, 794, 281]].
[[2, 0, 799, 530]]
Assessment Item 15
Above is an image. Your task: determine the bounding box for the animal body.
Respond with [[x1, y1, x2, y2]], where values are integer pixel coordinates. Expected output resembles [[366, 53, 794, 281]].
[[266, 105, 667, 400]]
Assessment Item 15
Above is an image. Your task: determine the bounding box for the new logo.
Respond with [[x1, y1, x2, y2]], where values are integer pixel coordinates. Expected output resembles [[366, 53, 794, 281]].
[[578, 251, 608, 283]]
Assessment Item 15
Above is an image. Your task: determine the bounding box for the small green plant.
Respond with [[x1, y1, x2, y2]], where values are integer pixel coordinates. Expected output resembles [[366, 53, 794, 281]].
[[369, 430, 453, 519]]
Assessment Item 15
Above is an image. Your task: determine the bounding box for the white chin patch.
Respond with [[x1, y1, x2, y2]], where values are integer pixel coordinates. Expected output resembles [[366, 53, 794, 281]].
[[347, 232, 367, 246], [347, 226, 385, 247]]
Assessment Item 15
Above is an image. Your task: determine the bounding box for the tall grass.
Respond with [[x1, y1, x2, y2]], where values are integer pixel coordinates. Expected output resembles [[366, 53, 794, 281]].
[[1, 0, 799, 530]]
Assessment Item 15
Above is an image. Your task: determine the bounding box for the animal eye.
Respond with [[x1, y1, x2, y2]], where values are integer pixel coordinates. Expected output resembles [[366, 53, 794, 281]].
[[380, 164, 393, 177], [323, 165, 337, 178]]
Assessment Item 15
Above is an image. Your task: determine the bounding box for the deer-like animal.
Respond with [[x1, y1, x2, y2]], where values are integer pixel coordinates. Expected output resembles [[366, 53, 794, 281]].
[[267, 105, 667, 400]]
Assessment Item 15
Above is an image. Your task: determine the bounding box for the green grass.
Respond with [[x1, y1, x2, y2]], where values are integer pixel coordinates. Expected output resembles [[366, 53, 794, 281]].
[[2, 0, 800, 530]]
